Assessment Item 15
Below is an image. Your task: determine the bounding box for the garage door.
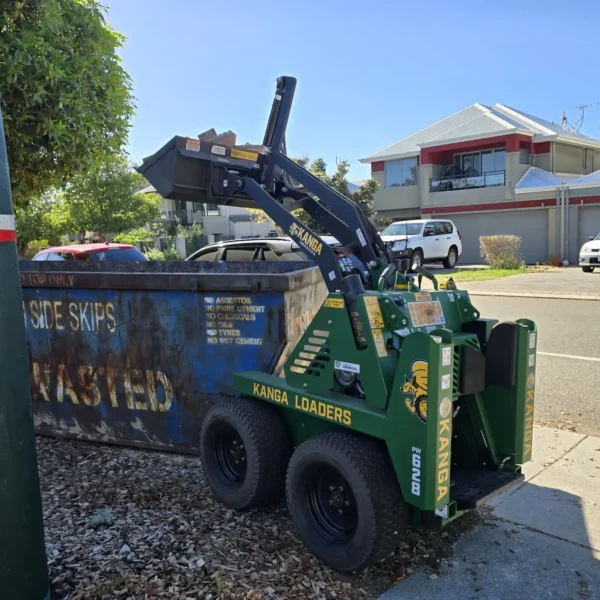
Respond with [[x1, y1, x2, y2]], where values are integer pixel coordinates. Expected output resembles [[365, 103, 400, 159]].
[[578, 205, 600, 248], [449, 209, 549, 264]]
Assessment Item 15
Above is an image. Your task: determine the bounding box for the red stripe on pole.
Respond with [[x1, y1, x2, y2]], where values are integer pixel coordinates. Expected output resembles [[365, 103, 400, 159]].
[[0, 229, 16, 242]]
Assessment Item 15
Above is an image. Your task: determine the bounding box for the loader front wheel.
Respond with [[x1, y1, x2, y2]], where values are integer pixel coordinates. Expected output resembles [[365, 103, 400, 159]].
[[286, 432, 408, 572], [200, 398, 291, 511]]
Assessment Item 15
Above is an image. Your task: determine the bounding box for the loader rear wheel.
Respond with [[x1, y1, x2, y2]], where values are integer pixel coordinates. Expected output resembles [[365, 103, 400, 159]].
[[286, 432, 408, 572], [200, 398, 291, 511]]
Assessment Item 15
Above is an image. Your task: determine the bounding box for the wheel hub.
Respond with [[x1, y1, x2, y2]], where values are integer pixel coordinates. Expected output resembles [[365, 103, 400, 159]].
[[305, 466, 358, 543], [214, 427, 247, 484]]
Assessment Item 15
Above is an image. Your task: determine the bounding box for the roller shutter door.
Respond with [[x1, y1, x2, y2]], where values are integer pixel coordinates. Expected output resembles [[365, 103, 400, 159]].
[[448, 209, 548, 264], [578, 205, 600, 247]]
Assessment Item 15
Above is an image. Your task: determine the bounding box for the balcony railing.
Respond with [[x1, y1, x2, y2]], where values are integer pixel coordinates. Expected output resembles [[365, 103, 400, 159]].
[[159, 210, 191, 226], [430, 170, 506, 192]]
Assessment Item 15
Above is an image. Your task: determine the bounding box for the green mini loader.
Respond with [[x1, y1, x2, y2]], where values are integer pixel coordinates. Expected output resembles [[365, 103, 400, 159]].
[[138, 76, 537, 572]]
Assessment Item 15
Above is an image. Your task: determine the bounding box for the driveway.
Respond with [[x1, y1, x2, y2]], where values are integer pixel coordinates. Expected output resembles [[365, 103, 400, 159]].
[[460, 266, 600, 297]]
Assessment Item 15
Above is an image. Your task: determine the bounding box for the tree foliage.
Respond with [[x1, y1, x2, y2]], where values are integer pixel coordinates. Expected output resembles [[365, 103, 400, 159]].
[[0, 0, 134, 205], [52, 157, 161, 240], [249, 157, 378, 234], [14, 190, 63, 252]]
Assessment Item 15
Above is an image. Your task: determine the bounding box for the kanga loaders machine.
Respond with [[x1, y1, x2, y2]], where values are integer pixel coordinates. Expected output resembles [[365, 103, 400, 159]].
[[138, 76, 538, 572]]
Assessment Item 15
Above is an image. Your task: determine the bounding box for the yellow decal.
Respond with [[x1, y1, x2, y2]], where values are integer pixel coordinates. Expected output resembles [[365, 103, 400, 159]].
[[304, 344, 321, 353], [372, 329, 388, 357], [289, 223, 323, 255], [313, 329, 330, 338], [523, 385, 535, 460], [408, 300, 446, 328], [231, 148, 259, 162], [395, 283, 409, 290], [402, 360, 428, 423], [437, 418, 452, 502], [364, 296, 384, 329], [324, 297, 344, 309], [414, 291, 432, 302], [252, 383, 351, 425], [294, 359, 311, 367]]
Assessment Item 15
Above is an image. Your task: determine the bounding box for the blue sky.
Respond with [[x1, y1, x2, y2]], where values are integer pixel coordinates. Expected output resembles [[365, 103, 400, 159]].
[[105, 0, 599, 182]]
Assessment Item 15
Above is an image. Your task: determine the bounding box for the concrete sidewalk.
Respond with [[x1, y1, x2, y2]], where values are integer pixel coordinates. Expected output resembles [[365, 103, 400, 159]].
[[459, 268, 600, 300], [380, 426, 600, 600]]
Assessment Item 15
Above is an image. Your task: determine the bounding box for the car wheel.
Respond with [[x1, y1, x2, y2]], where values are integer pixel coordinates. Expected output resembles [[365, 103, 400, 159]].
[[582, 266, 595, 273], [410, 249, 424, 272], [443, 247, 458, 269]]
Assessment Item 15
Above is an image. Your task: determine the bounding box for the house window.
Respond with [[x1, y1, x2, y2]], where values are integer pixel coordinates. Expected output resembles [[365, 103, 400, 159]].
[[206, 204, 220, 216], [385, 157, 418, 187], [455, 149, 506, 174]]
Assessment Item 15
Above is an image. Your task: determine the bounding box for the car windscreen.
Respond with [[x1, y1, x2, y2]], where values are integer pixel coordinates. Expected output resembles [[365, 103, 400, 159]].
[[381, 223, 423, 236], [596, 234, 600, 241], [87, 248, 148, 261]]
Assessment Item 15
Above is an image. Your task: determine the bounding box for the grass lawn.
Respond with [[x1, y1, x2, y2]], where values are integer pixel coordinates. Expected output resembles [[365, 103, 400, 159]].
[[443, 267, 527, 282]]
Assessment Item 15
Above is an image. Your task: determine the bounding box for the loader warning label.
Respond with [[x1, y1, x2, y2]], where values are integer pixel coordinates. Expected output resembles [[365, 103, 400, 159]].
[[407, 301, 446, 328], [231, 148, 259, 162], [204, 296, 265, 346], [364, 296, 384, 329]]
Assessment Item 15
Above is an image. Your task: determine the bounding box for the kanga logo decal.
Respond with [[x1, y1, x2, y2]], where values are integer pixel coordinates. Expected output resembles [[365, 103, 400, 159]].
[[402, 360, 428, 423]]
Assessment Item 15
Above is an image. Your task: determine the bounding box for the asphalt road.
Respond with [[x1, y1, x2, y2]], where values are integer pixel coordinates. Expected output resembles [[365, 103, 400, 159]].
[[472, 296, 600, 437]]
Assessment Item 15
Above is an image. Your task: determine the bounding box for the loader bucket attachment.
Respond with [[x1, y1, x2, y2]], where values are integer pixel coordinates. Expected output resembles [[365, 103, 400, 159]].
[[137, 134, 266, 209]]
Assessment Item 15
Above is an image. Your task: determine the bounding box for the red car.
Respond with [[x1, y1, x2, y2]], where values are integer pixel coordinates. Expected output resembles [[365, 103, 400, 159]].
[[31, 242, 148, 262]]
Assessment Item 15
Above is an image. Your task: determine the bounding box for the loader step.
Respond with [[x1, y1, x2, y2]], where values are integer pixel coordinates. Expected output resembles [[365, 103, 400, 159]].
[[450, 469, 524, 509]]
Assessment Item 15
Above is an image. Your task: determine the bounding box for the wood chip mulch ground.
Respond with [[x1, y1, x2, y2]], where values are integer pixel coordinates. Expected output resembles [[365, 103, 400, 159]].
[[39, 437, 485, 600]]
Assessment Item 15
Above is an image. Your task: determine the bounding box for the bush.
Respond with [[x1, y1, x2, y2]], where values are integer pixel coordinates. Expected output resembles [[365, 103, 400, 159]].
[[113, 228, 155, 245], [163, 246, 181, 260], [24, 239, 50, 259], [479, 235, 524, 269], [143, 248, 165, 261]]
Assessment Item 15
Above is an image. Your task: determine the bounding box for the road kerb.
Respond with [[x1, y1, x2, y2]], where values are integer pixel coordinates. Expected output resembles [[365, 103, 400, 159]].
[[467, 291, 600, 301]]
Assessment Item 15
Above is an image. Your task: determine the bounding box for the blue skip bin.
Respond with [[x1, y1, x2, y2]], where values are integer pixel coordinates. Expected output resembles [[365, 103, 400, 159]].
[[20, 260, 325, 453]]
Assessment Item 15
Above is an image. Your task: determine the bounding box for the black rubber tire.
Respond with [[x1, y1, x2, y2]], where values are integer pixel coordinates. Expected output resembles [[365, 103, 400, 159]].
[[286, 432, 408, 572], [200, 398, 292, 511], [410, 249, 424, 272], [582, 266, 595, 273], [443, 246, 458, 269]]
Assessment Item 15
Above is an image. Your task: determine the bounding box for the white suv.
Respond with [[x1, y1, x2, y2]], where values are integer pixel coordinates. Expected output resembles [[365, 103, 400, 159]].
[[380, 219, 462, 269], [579, 233, 600, 273]]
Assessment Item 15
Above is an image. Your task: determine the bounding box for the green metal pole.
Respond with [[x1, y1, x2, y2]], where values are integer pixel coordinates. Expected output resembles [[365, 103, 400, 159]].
[[0, 111, 50, 599]]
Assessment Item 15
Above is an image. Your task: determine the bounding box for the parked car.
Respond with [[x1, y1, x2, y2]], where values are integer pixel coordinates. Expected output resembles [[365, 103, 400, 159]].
[[186, 236, 370, 282], [579, 233, 600, 273], [31, 243, 148, 262], [379, 219, 462, 269]]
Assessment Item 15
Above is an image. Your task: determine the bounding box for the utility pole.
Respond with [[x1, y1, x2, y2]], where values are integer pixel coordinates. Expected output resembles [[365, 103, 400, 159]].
[[0, 111, 50, 598]]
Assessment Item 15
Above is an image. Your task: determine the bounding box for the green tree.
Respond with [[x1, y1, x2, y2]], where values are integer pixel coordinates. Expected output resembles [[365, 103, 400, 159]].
[[14, 190, 63, 254], [250, 157, 377, 233], [0, 0, 134, 206], [53, 157, 161, 240]]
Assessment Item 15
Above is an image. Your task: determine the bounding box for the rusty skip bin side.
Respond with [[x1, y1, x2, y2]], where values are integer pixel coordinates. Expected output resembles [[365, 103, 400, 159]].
[[20, 261, 324, 453]]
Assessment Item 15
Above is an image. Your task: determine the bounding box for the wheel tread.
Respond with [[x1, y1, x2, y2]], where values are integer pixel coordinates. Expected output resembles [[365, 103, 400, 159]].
[[286, 431, 407, 570], [201, 397, 291, 509]]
